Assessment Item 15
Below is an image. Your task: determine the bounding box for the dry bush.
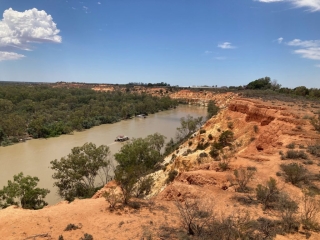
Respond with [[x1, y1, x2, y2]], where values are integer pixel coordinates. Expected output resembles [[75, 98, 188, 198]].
[[301, 189, 320, 231], [256, 177, 280, 210], [233, 167, 256, 192], [175, 199, 214, 236], [103, 186, 123, 209]]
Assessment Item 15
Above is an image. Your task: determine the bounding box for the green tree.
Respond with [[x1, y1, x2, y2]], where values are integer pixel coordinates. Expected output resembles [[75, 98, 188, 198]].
[[51, 142, 111, 201], [0, 172, 50, 209], [176, 115, 203, 140], [114, 134, 164, 204], [218, 130, 234, 147], [246, 77, 272, 90], [207, 100, 219, 119]]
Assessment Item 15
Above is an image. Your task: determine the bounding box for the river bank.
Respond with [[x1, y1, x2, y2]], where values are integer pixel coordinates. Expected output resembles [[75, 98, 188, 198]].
[[0, 105, 207, 205]]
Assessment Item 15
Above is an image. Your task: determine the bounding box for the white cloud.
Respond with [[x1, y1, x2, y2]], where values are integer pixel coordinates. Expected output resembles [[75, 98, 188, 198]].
[[98, 2, 101, 4], [218, 42, 236, 49], [257, 0, 320, 12], [204, 50, 212, 55], [0, 51, 25, 61], [277, 37, 284, 43], [0, 8, 61, 61], [287, 39, 320, 47], [285, 38, 320, 63], [292, 0, 320, 11], [258, 0, 283, 2], [294, 48, 320, 60], [315, 64, 320, 67], [83, 6, 89, 13]]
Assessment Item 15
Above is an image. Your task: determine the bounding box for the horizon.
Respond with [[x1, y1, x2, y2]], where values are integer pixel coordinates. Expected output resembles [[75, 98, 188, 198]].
[[0, 0, 319, 88]]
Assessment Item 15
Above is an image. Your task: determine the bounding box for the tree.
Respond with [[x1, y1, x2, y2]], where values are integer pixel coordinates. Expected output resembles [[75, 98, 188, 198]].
[[246, 77, 272, 90], [218, 130, 234, 147], [51, 142, 111, 201], [176, 115, 203, 140], [207, 100, 219, 119], [114, 134, 165, 204], [0, 172, 50, 209], [146, 132, 166, 153]]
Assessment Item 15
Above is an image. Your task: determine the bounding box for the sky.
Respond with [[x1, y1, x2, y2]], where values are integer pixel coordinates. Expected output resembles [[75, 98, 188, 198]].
[[0, 0, 319, 88]]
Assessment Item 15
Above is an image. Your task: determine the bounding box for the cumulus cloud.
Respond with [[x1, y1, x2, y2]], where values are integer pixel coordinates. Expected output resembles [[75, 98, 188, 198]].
[[218, 42, 236, 49], [203, 50, 212, 55], [277, 37, 284, 43], [0, 8, 61, 61], [257, 0, 320, 12], [316, 64, 320, 67], [0, 51, 25, 61]]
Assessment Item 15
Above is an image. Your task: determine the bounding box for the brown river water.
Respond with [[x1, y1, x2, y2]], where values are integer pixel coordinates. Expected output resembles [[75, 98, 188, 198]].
[[0, 105, 207, 205]]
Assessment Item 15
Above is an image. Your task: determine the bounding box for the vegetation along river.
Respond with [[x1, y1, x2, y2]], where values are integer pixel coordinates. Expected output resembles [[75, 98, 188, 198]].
[[0, 105, 207, 205]]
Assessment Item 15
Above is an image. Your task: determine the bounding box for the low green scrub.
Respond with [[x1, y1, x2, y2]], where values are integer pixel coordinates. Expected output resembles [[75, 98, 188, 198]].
[[283, 150, 308, 160]]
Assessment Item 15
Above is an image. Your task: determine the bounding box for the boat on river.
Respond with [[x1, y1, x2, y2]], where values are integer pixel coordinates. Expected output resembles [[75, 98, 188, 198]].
[[136, 114, 147, 118], [115, 135, 130, 142]]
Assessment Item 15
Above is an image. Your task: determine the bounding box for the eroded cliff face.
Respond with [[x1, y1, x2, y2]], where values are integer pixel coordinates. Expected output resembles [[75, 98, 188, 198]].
[[1, 93, 320, 240]]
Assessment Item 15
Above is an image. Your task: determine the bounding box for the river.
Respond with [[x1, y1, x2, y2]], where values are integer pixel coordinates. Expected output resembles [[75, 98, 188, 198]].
[[0, 105, 207, 205]]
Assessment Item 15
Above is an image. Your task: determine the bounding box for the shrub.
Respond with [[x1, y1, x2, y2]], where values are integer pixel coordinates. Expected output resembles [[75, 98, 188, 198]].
[[175, 199, 213, 236], [256, 177, 279, 210], [307, 143, 320, 157], [247, 166, 257, 171], [200, 129, 206, 134], [188, 141, 192, 146], [253, 125, 259, 133], [280, 163, 308, 185], [285, 150, 308, 159], [301, 189, 320, 231], [80, 233, 93, 240], [227, 122, 234, 129], [209, 146, 219, 159], [233, 168, 256, 192], [286, 143, 295, 149], [199, 152, 208, 158], [277, 193, 299, 233], [303, 160, 314, 165], [103, 186, 122, 209], [218, 159, 230, 171], [208, 134, 213, 141], [310, 114, 320, 132], [166, 170, 178, 184], [64, 223, 80, 231], [219, 130, 234, 147], [196, 142, 209, 150]]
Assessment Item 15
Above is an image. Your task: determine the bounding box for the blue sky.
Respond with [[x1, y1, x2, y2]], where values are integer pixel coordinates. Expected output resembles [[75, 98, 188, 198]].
[[0, 0, 319, 88]]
